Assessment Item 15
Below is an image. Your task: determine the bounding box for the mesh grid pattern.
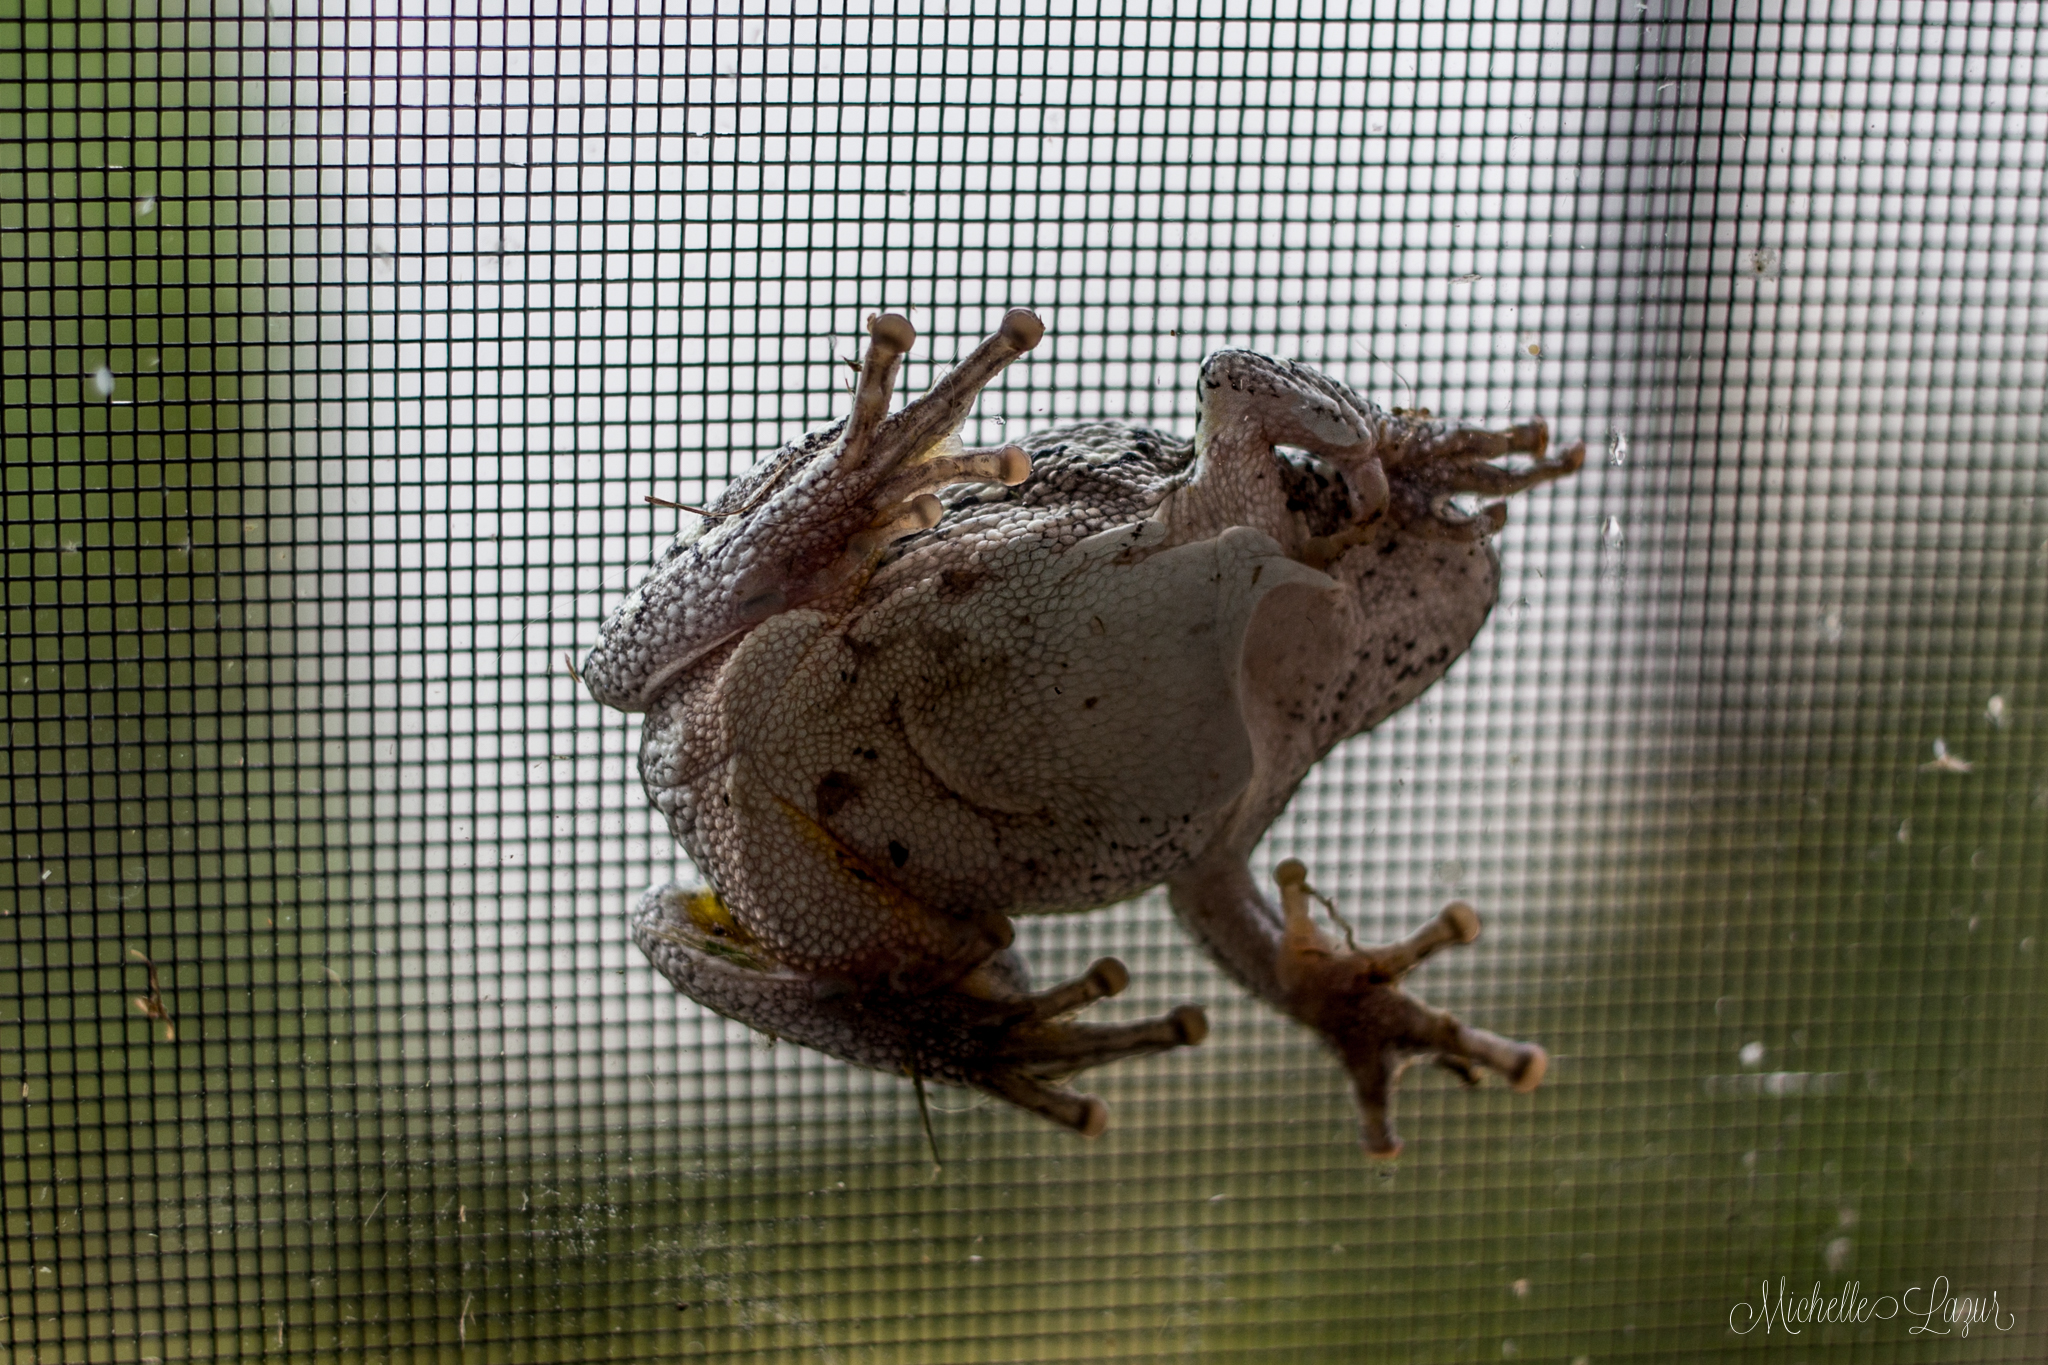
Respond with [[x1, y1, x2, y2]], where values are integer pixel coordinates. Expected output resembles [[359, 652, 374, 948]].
[[4, 3, 2044, 1361]]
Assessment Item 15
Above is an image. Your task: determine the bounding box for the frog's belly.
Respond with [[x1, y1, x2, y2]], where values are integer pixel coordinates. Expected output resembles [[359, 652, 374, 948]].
[[710, 524, 1335, 918]]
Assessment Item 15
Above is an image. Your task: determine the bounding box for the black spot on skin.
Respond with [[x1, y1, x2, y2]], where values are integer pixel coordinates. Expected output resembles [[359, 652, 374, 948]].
[[939, 567, 984, 598], [1083, 697, 1099, 709], [888, 840, 910, 868], [1273, 449, 1357, 537], [815, 770, 860, 817]]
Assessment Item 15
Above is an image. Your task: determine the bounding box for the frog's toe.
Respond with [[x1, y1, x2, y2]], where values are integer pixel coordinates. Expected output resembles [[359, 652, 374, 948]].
[[983, 1073, 1112, 1136], [1381, 413, 1584, 544], [1019, 955, 1130, 1020], [1396, 416, 1553, 465], [941, 958, 1207, 1134], [632, 883, 1207, 1138], [807, 310, 1043, 580], [1271, 861, 1546, 1157], [989, 998, 1211, 1072], [964, 996, 1209, 1137]]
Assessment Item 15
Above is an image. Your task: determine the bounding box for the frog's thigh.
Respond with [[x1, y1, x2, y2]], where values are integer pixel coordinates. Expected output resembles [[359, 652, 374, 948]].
[[898, 526, 1335, 825], [765, 626, 1015, 891], [714, 610, 1008, 981]]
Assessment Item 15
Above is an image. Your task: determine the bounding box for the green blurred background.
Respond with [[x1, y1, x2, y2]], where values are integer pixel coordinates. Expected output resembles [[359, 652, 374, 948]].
[[4, 4, 2043, 1362]]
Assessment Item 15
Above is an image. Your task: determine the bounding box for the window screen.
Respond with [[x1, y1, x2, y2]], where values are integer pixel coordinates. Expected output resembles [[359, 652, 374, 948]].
[[6, 3, 2043, 1362]]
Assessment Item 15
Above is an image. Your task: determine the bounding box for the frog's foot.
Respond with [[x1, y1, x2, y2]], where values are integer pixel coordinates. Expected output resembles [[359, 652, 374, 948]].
[[1270, 860, 1547, 1157], [945, 956, 1211, 1136], [811, 308, 1046, 575], [1379, 415, 1586, 544], [579, 309, 1042, 711], [633, 883, 1206, 1138]]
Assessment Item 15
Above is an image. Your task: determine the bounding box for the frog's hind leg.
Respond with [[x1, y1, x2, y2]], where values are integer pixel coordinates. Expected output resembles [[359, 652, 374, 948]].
[[634, 883, 1208, 1138], [958, 956, 1210, 1136]]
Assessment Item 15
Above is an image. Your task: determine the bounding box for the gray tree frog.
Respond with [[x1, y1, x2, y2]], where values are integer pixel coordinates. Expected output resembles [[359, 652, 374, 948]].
[[584, 309, 1582, 1155]]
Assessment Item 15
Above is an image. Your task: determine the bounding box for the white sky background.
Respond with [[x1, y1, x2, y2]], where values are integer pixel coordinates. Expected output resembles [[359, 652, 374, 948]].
[[277, 1, 1673, 1109]]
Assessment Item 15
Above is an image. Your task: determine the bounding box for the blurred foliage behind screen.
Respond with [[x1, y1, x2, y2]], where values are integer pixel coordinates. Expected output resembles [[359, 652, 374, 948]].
[[4, 2, 2044, 1362]]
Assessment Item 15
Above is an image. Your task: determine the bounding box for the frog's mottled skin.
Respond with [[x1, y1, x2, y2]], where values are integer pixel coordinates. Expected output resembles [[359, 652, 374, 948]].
[[586, 310, 1581, 1155]]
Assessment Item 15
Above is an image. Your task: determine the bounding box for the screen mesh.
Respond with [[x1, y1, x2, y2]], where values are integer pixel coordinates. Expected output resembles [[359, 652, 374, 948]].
[[5, 3, 2044, 1361]]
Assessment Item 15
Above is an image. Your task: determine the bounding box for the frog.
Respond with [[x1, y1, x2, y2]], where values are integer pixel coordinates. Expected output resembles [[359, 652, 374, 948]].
[[583, 308, 1583, 1156]]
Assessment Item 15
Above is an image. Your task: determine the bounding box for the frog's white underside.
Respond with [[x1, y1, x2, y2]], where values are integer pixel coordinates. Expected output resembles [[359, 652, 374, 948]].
[[719, 522, 1332, 926]]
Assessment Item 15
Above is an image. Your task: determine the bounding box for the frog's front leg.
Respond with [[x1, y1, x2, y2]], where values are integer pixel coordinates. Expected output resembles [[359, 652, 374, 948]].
[[1168, 857, 1545, 1156], [633, 883, 1208, 1135], [581, 309, 1043, 711], [1176, 350, 1583, 555]]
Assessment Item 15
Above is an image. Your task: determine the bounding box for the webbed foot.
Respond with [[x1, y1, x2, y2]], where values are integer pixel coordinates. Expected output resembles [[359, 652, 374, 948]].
[[633, 883, 1206, 1138], [1271, 860, 1547, 1157], [580, 309, 1043, 711], [810, 309, 1043, 576], [1376, 415, 1585, 544]]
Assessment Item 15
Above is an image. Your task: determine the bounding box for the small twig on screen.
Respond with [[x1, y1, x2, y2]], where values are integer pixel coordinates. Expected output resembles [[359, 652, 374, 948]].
[[910, 1070, 945, 1176], [644, 494, 725, 516], [128, 949, 176, 1041]]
